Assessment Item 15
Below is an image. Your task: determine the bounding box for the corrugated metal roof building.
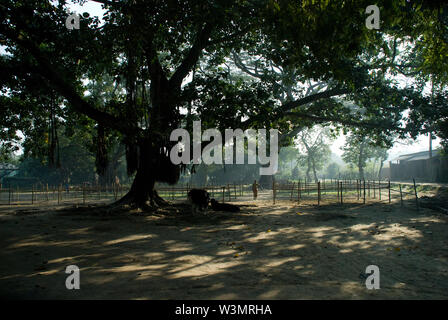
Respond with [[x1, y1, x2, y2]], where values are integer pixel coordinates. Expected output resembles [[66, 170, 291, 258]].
[[385, 150, 448, 182]]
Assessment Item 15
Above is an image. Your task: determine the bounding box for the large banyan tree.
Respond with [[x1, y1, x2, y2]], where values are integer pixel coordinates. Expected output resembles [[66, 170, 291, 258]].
[[1, 0, 447, 209]]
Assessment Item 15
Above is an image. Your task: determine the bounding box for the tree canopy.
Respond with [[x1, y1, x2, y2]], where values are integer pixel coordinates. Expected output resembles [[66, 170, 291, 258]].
[[1, 0, 447, 208]]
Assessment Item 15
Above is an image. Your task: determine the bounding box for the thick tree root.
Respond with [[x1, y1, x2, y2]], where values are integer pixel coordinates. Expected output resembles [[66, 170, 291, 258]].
[[108, 190, 170, 212], [152, 191, 169, 206]]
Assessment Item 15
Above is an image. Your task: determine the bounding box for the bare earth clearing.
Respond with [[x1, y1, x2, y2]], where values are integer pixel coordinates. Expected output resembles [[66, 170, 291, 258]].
[[1, 191, 448, 299]]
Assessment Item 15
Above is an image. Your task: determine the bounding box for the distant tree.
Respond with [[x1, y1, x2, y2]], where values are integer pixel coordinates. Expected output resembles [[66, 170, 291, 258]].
[[374, 148, 389, 179], [342, 135, 369, 180], [18, 124, 97, 185], [342, 133, 389, 180], [325, 162, 340, 179], [0, 143, 18, 163], [297, 127, 332, 182], [277, 146, 299, 179], [291, 165, 300, 180]]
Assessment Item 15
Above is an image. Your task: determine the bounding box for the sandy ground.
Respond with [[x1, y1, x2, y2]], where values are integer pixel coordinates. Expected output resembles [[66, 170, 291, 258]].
[[1, 191, 448, 300]]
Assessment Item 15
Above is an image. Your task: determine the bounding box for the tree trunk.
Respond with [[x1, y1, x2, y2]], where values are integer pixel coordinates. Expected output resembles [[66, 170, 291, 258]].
[[121, 167, 168, 209], [359, 166, 365, 181], [311, 156, 318, 183], [378, 159, 384, 180], [358, 140, 366, 181], [114, 139, 172, 210], [306, 157, 311, 181]]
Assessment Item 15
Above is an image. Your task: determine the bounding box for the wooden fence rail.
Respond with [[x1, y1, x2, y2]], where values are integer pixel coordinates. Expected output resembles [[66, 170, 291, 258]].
[[0, 179, 423, 209], [272, 179, 420, 209]]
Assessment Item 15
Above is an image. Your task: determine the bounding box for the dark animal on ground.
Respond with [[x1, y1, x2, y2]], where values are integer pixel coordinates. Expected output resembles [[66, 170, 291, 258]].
[[187, 189, 210, 215], [210, 199, 240, 212]]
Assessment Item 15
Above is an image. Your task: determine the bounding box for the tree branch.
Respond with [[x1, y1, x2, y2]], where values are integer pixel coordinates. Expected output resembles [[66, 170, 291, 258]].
[[232, 51, 264, 79], [9, 32, 137, 136], [169, 22, 214, 89], [143, 34, 169, 92], [284, 111, 405, 132], [207, 27, 251, 46], [90, 0, 123, 7], [280, 88, 349, 113]]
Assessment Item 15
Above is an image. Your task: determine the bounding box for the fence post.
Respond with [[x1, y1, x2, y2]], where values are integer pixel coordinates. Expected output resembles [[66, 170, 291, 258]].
[[413, 178, 419, 210], [222, 186, 225, 202], [379, 180, 381, 200], [363, 180, 366, 204], [399, 184, 403, 207], [373, 180, 376, 198], [83, 183, 86, 204], [317, 181, 321, 206], [337, 179, 340, 203], [297, 181, 301, 203], [58, 184, 61, 204], [340, 181, 343, 205], [368, 180, 370, 198], [273, 179, 276, 205], [356, 180, 359, 201], [388, 180, 391, 204], [32, 185, 34, 205], [290, 182, 295, 201]]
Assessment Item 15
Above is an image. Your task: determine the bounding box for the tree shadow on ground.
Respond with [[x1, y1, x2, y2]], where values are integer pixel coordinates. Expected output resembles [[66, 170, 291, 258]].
[[0, 198, 447, 299]]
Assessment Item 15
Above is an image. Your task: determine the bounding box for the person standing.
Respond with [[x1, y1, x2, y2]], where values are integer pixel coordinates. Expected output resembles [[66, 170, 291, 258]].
[[252, 180, 259, 200], [114, 175, 120, 198]]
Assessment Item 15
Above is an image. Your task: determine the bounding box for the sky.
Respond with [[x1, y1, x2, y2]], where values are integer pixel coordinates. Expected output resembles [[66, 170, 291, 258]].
[[68, 0, 104, 19], [331, 133, 440, 160]]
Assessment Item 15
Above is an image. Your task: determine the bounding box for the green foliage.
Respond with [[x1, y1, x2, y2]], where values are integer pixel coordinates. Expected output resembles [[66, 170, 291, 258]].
[[17, 124, 96, 184], [1, 0, 447, 198], [325, 162, 340, 179], [277, 146, 300, 180], [342, 131, 389, 180], [296, 126, 332, 181]]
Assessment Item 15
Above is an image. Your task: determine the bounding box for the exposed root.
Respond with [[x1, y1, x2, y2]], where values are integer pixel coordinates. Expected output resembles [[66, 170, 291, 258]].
[[109, 190, 169, 213], [152, 190, 169, 207]]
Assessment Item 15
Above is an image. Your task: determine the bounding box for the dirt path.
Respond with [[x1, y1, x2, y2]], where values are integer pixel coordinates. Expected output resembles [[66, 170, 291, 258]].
[[1, 198, 447, 299]]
